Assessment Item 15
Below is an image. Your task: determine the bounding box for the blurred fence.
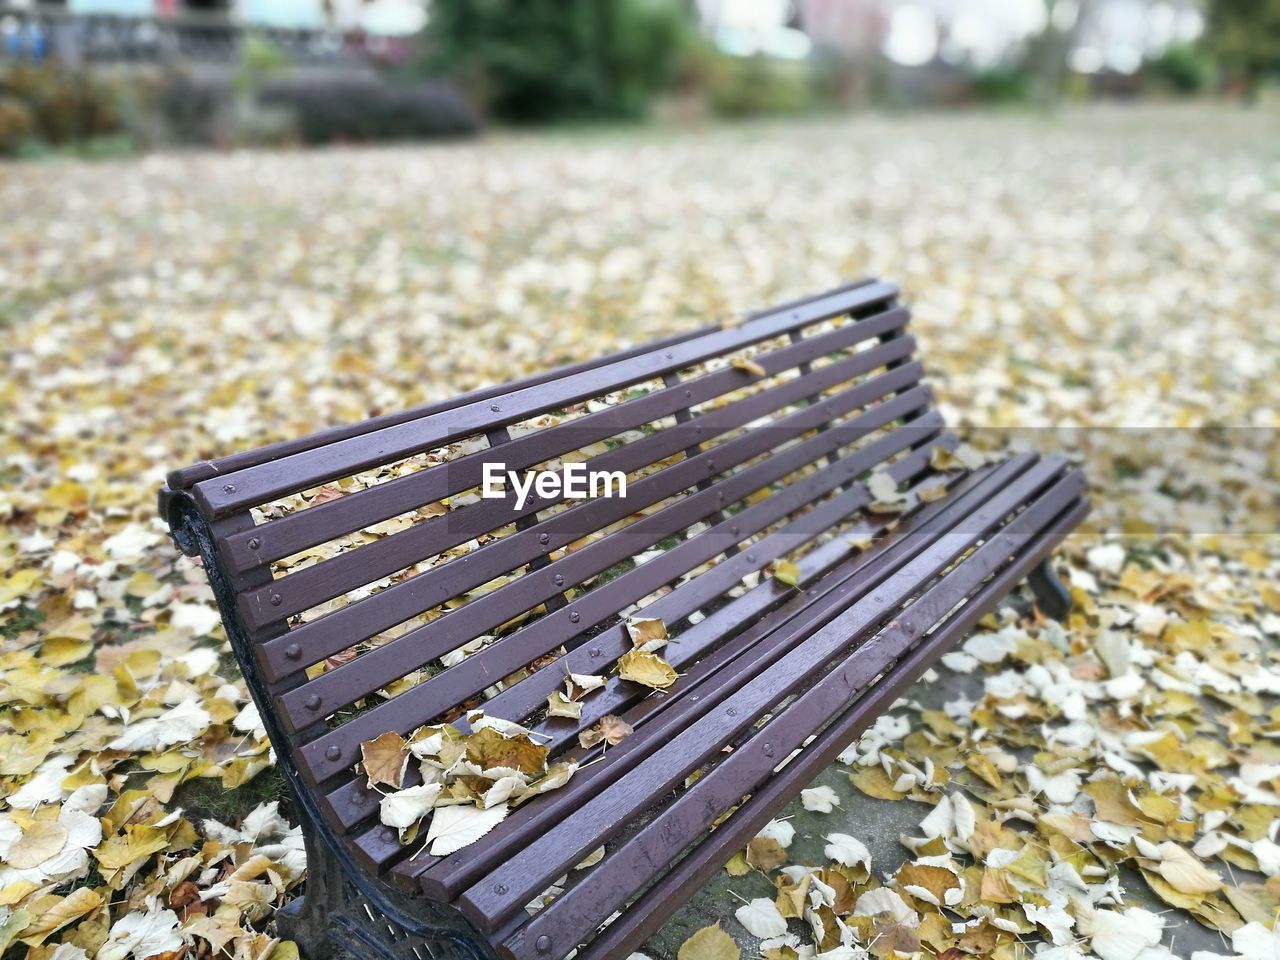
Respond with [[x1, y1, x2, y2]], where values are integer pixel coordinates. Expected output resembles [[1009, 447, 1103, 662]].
[[0, 4, 409, 67]]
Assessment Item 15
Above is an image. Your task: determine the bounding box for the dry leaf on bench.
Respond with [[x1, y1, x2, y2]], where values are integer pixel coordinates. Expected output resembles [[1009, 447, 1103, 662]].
[[546, 691, 583, 719], [579, 715, 634, 749], [772, 560, 801, 588], [425, 803, 509, 856], [618, 649, 678, 690], [379, 783, 442, 838], [566, 672, 607, 700], [360, 731, 410, 790], [625, 616, 669, 652]]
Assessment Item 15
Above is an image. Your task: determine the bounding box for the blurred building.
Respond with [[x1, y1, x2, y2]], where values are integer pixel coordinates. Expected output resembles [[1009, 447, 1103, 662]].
[[0, 0, 424, 65]]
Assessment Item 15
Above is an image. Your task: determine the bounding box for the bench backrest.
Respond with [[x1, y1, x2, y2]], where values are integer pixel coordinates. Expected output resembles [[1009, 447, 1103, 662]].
[[161, 279, 948, 819]]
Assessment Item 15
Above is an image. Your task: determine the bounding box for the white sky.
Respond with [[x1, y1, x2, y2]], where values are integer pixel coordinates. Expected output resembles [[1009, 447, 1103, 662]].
[[701, 0, 1205, 72]]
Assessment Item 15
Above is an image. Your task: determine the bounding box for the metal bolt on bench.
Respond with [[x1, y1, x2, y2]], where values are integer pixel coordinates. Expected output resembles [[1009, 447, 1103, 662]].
[[159, 279, 1088, 960]]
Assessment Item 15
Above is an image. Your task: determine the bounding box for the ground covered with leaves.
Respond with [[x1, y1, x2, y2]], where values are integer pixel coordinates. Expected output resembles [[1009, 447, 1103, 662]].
[[0, 106, 1277, 960]]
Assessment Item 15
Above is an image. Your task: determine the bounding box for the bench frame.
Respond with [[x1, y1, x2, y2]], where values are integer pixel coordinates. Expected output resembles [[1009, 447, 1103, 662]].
[[160, 280, 1083, 960]]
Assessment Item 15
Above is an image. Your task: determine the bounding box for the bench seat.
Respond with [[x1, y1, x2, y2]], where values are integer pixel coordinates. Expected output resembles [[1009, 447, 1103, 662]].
[[160, 279, 1087, 960]]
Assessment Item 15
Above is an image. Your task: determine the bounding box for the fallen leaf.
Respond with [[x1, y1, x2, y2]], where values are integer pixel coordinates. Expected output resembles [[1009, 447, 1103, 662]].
[[617, 649, 678, 690], [678, 922, 740, 960], [360, 731, 411, 790], [425, 803, 509, 856], [579, 715, 634, 749]]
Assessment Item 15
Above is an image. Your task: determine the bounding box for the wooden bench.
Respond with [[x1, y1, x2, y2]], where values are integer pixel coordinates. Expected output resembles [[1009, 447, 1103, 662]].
[[159, 279, 1087, 960]]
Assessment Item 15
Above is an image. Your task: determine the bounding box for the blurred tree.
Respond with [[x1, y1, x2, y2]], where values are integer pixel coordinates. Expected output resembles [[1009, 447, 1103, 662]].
[[1208, 0, 1280, 100], [1027, 0, 1094, 108], [425, 0, 697, 123], [1145, 43, 1214, 94]]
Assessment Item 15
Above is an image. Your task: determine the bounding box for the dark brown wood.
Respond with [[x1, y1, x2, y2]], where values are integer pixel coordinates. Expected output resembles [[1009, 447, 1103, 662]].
[[293, 400, 942, 780], [238, 333, 917, 630], [323, 436, 965, 839], [559, 498, 1090, 960], [158, 279, 1088, 960], [497, 470, 1085, 953], [458, 456, 1073, 929], [219, 310, 910, 575], [192, 281, 898, 518]]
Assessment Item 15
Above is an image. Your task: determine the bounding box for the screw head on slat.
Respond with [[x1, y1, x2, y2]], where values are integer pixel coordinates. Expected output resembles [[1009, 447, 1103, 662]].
[[247, 537, 261, 550], [305, 695, 321, 711], [536, 936, 552, 954], [589, 647, 601, 658], [746, 553, 756, 563], [269, 594, 283, 607], [569, 612, 580, 623], [553, 574, 565, 587], [325, 746, 341, 761], [285, 643, 302, 660], [538, 533, 550, 544], [762, 743, 775, 757], [727, 707, 738, 717], [223, 484, 236, 494], [494, 883, 508, 894], [490, 403, 501, 412]]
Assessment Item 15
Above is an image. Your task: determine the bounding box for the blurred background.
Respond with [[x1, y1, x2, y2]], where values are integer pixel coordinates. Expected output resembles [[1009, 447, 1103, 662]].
[[0, 0, 1274, 157]]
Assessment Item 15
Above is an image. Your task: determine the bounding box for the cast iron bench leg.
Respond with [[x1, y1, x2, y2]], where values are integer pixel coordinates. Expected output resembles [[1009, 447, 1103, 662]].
[[1028, 559, 1071, 622]]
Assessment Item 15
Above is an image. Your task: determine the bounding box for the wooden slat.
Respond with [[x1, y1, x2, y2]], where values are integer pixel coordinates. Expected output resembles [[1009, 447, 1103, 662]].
[[383, 458, 1015, 892], [556, 495, 1091, 960], [166, 327, 724, 493], [292, 401, 944, 782], [256, 356, 924, 675], [192, 282, 898, 517], [339, 453, 980, 875], [238, 335, 918, 630], [322, 437, 960, 837], [459, 456, 1071, 928], [499, 470, 1086, 954], [266, 369, 929, 714], [218, 308, 910, 575]]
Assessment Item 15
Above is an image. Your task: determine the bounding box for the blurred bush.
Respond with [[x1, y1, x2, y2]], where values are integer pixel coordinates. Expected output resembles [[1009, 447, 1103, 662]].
[[260, 77, 478, 142], [970, 66, 1031, 104], [0, 63, 125, 152], [425, 0, 696, 123], [705, 54, 820, 117], [1144, 44, 1215, 95], [0, 96, 35, 153], [1207, 0, 1280, 100]]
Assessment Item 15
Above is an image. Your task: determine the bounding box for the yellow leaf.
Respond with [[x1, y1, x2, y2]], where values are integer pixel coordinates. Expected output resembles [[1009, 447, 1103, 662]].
[[625, 616, 668, 650], [731, 357, 767, 378], [1155, 842, 1223, 894], [725, 851, 750, 876], [0, 910, 31, 954], [617, 649, 677, 690], [772, 560, 801, 588], [849, 765, 906, 801], [678, 923, 740, 960], [93, 824, 170, 871], [546, 691, 582, 719], [465, 727, 548, 775], [18, 886, 103, 945], [5, 820, 68, 869]]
